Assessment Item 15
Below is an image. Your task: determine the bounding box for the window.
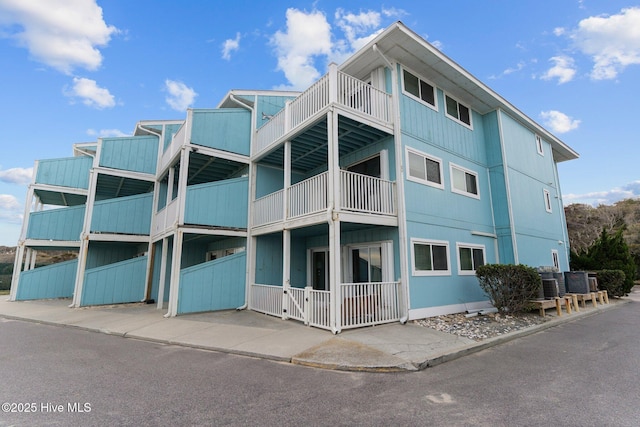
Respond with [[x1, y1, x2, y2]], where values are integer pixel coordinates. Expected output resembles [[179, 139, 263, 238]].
[[450, 164, 479, 198], [535, 134, 544, 156], [206, 247, 245, 261], [445, 94, 472, 127], [406, 148, 443, 188], [402, 68, 436, 109], [457, 243, 485, 274], [411, 239, 450, 275], [551, 250, 560, 271], [543, 189, 552, 213]]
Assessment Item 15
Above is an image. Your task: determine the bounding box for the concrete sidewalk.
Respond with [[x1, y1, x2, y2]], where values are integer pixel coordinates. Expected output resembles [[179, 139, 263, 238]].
[[1, 291, 635, 372]]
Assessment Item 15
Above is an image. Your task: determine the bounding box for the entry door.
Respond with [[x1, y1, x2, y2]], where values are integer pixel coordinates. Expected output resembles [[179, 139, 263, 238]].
[[311, 249, 330, 291]]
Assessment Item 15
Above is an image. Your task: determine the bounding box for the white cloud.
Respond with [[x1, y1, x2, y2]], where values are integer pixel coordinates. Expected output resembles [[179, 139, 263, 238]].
[[0, 194, 22, 222], [65, 77, 115, 109], [270, 8, 333, 90], [564, 181, 640, 206], [541, 55, 577, 84], [571, 7, 640, 80], [553, 27, 566, 36], [0, 167, 33, 185], [540, 110, 581, 134], [87, 129, 129, 138], [222, 32, 241, 60], [0, 0, 118, 74], [164, 79, 197, 111]]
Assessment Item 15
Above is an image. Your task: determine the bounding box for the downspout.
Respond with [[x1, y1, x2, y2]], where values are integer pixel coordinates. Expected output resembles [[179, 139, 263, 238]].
[[229, 93, 255, 310]]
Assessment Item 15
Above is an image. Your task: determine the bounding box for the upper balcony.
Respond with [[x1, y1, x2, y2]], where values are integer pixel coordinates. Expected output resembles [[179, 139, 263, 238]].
[[254, 66, 393, 158]]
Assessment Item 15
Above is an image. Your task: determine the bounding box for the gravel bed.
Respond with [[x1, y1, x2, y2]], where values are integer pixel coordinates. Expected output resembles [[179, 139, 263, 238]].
[[414, 312, 551, 341]]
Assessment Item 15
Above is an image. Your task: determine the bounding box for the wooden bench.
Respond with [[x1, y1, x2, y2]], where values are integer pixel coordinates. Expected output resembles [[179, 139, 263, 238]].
[[530, 297, 564, 317], [567, 292, 601, 309]]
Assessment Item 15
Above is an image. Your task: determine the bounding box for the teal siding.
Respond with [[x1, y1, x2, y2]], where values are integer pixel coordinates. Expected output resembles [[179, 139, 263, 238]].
[[91, 193, 153, 235], [255, 234, 283, 286], [190, 109, 251, 155], [15, 259, 78, 300], [99, 135, 158, 174], [26, 205, 85, 241], [499, 111, 568, 269], [405, 221, 492, 310], [164, 123, 183, 151], [81, 256, 147, 305], [184, 177, 248, 228], [256, 95, 297, 130], [35, 156, 92, 189], [177, 252, 246, 314], [85, 242, 147, 270], [255, 165, 284, 198]]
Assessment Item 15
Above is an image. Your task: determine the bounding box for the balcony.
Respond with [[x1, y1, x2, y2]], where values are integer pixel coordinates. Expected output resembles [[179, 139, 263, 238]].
[[253, 170, 396, 227], [254, 68, 393, 157]]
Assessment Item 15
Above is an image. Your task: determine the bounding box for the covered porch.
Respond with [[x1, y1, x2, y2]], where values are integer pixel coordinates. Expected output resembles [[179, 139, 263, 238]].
[[248, 224, 405, 333]]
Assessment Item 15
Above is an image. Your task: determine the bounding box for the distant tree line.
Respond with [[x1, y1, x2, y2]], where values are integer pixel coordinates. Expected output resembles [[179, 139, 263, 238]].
[[565, 198, 640, 287]]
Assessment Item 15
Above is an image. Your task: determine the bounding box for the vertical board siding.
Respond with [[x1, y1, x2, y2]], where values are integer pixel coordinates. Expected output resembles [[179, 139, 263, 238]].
[[91, 192, 153, 234], [190, 109, 251, 155], [256, 95, 297, 130], [99, 135, 159, 175], [15, 259, 78, 300], [35, 156, 92, 189], [184, 177, 248, 228], [81, 256, 147, 305], [26, 205, 85, 240], [164, 123, 183, 151], [177, 252, 246, 314]]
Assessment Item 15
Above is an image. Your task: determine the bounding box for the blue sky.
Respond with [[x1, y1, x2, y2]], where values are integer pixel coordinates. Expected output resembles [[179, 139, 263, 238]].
[[0, 0, 639, 246]]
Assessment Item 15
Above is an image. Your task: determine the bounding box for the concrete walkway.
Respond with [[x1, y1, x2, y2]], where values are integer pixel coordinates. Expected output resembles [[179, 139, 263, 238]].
[[1, 289, 636, 372]]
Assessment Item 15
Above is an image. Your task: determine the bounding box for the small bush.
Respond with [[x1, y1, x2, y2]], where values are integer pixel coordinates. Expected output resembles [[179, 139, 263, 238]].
[[476, 264, 542, 314], [596, 270, 626, 297]]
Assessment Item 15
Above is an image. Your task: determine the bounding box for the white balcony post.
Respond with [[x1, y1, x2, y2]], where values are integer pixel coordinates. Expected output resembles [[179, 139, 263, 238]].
[[282, 228, 291, 320], [165, 229, 183, 317], [284, 140, 291, 219], [9, 243, 26, 301], [327, 108, 342, 333], [156, 237, 169, 310], [328, 63, 338, 104]]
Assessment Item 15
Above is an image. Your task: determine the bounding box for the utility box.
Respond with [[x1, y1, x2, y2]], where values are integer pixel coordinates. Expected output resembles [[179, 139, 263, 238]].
[[564, 271, 589, 294]]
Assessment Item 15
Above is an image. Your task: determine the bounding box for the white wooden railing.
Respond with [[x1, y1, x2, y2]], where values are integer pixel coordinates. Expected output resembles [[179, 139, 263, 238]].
[[253, 171, 396, 227], [153, 198, 179, 235], [340, 170, 396, 215], [250, 284, 282, 317], [288, 172, 328, 218], [161, 122, 186, 169], [254, 68, 392, 156], [249, 282, 400, 331], [340, 281, 401, 329], [253, 189, 284, 226]]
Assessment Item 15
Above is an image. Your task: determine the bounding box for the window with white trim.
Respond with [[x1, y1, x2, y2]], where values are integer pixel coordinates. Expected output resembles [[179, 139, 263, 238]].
[[406, 148, 443, 188], [457, 243, 485, 275], [551, 249, 560, 270], [535, 134, 544, 156], [445, 94, 472, 127], [543, 189, 552, 213], [450, 163, 479, 198], [402, 68, 436, 109], [411, 239, 450, 276]]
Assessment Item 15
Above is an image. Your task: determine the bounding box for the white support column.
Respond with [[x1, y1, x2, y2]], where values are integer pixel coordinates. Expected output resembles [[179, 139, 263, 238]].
[[177, 148, 190, 226], [165, 229, 183, 317], [284, 140, 291, 220], [72, 169, 98, 308], [281, 228, 291, 320], [327, 108, 342, 333], [156, 238, 169, 310], [29, 250, 37, 270], [9, 243, 26, 301], [71, 235, 90, 308], [328, 63, 338, 104], [24, 249, 33, 272]]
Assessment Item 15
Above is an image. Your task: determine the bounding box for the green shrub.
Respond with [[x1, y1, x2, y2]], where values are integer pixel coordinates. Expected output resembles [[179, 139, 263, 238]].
[[476, 264, 542, 314], [595, 270, 626, 297]]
